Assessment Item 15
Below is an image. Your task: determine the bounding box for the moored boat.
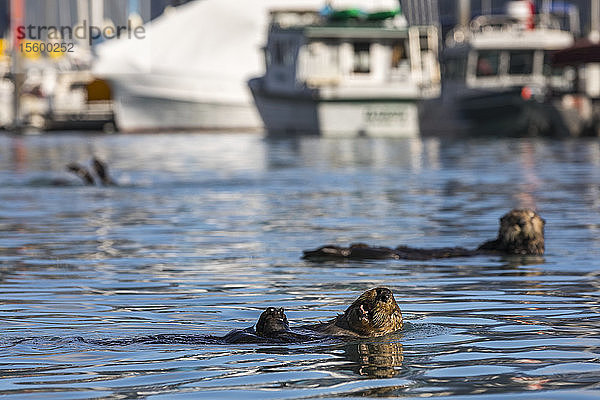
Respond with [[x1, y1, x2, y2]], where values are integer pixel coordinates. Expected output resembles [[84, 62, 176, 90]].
[[249, 7, 441, 137], [423, 1, 583, 137]]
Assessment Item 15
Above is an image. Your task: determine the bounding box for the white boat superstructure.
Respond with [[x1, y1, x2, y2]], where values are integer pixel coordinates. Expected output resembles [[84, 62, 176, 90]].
[[426, 1, 581, 137], [249, 8, 441, 137]]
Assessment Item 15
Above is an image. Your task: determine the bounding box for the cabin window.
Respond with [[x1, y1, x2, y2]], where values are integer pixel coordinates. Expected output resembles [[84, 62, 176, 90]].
[[391, 40, 409, 68], [476, 51, 500, 77], [508, 50, 534, 75], [353, 42, 371, 74], [419, 36, 429, 51]]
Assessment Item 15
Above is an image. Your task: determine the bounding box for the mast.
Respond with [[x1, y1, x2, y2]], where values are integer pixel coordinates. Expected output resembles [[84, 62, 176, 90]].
[[9, 0, 24, 132], [77, 0, 89, 47], [91, 0, 103, 35], [458, 0, 470, 27]]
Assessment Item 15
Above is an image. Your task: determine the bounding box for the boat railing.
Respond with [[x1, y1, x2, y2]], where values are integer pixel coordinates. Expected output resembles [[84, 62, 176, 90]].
[[470, 14, 562, 33], [269, 10, 322, 29], [446, 14, 566, 47]]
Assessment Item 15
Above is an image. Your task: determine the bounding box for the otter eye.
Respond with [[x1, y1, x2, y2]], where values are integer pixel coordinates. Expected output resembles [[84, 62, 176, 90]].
[[378, 291, 390, 302]]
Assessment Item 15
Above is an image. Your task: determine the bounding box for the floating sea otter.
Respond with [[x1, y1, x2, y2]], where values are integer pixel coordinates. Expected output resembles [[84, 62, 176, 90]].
[[223, 287, 403, 343], [306, 286, 403, 337], [303, 209, 545, 261], [81, 288, 403, 346]]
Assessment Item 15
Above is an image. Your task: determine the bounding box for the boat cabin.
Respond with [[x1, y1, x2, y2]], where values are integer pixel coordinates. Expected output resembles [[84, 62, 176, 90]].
[[443, 14, 575, 93], [262, 10, 440, 99]]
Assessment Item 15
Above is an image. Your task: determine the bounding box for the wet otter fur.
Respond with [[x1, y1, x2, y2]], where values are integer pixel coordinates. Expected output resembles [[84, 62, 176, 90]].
[[222, 307, 310, 344], [303, 209, 545, 261], [255, 307, 289, 336], [223, 288, 403, 343], [476, 209, 545, 255], [306, 287, 403, 337]]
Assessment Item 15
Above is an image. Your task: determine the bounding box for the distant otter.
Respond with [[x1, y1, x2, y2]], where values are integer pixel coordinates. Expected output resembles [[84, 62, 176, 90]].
[[92, 157, 117, 186], [303, 209, 545, 261], [65, 157, 116, 186], [222, 287, 403, 343], [66, 163, 95, 185]]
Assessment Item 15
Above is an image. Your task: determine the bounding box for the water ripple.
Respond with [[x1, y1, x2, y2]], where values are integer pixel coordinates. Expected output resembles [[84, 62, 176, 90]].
[[1, 134, 600, 398]]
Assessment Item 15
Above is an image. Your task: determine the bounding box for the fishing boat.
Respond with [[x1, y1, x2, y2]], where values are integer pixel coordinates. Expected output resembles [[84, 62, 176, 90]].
[[248, 7, 441, 137], [424, 1, 581, 137]]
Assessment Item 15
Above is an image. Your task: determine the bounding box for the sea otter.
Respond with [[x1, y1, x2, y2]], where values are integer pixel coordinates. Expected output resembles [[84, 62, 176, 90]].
[[304, 287, 403, 337], [303, 209, 545, 261], [79, 288, 403, 346], [92, 157, 117, 186], [223, 287, 403, 343], [221, 307, 308, 343], [65, 157, 116, 186], [66, 163, 95, 185]]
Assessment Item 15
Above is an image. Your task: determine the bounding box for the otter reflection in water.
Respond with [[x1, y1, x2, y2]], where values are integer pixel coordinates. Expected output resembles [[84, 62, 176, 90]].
[[303, 209, 545, 261], [223, 287, 403, 344]]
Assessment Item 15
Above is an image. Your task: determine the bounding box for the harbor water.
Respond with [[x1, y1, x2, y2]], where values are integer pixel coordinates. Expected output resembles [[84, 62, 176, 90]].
[[1, 133, 599, 399]]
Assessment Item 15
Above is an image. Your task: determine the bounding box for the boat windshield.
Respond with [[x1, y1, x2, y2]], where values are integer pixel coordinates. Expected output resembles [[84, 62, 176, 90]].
[[508, 50, 534, 75], [476, 51, 500, 77]]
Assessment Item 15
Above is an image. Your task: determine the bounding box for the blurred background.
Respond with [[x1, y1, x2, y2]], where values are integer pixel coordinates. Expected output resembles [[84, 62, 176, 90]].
[[0, 0, 598, 137]]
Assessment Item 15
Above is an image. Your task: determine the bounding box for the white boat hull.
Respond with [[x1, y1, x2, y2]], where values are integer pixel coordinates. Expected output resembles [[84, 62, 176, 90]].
[[249, 79, 420, 138], [111, 84, 262, 132], [0, 79, 13, 129]]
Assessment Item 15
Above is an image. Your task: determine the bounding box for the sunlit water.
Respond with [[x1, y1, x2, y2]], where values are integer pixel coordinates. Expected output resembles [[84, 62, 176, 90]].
[[1, 133, 599, 399]]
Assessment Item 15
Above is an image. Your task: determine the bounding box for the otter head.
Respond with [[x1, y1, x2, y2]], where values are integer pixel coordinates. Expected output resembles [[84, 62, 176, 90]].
[[497, 209, 545, 255], [255, 307, 289, 337], [342, 287, 403, 337]]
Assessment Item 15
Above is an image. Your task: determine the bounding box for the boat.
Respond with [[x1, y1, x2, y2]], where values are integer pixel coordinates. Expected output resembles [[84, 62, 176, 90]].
[[552, 38, 600, 136], [424, 1, 582, 137], [0, 39, 13, 130], [94, 0, 343, 133], [248, 6, 441, 137]]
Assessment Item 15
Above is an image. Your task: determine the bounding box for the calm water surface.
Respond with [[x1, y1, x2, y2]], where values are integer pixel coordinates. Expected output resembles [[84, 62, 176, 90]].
[[0, 133, 599, 399]]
